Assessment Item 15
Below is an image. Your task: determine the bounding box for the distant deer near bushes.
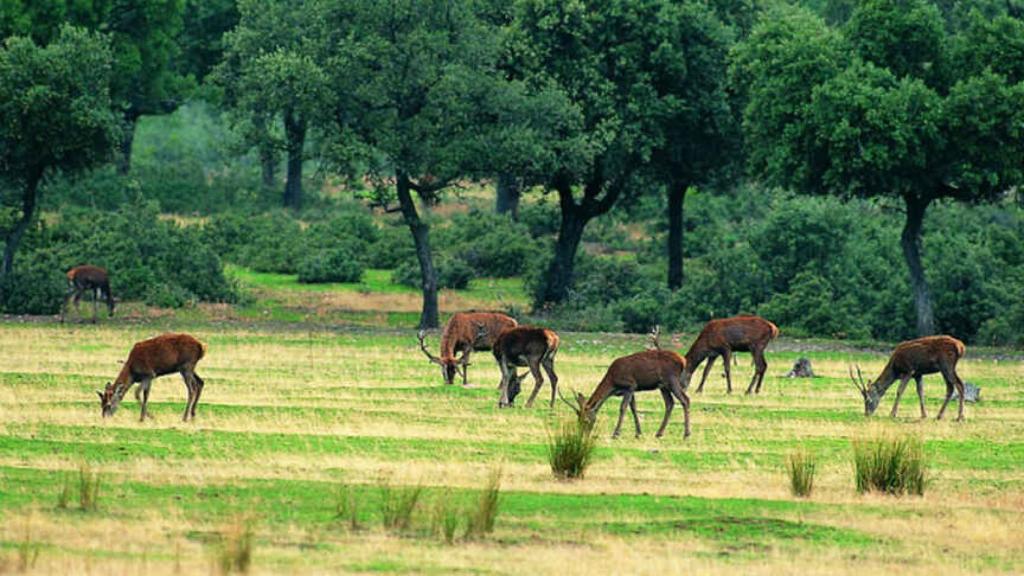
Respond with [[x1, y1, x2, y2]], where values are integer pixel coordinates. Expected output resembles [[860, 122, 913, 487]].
[[850, 335, 968, 421], [418, 311, 517, 386], [562, 329, 691, 438], [681, 315, 779, 394], [491, 326, 559, 408], [61, 265, 114, 324], [98, 333, 207, 422]]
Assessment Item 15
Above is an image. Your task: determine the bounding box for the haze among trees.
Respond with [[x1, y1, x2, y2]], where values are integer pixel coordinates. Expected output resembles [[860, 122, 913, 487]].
[[1, 0, 1022, 343]]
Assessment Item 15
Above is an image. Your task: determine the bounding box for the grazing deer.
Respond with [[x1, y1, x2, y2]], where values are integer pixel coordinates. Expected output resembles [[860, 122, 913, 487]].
[[561, 337, 691, 438], [418, 311, 517, 386], [61, 265, 115, 324], [850, 335, 968, 421], [98, 333, 207, 422], [492, 326, 559, 408], [682, 315, 779, 395]]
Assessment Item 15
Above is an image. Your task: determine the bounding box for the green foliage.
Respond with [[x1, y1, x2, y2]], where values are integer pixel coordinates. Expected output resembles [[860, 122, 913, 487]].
[[216, 516, 255, 575], [392, 257, 473, 291], [297, 247, 364, 284], [235, 212, 304, 274], [367, 224, 416, 269], [0, 247, 66, 314], [465, 468, 502, 540], [334, 484, 362, 531], [853, 436, 926, 496], [378, 477, 423, 533], [439, 211, 540, 278], [77, 462, 102, 512]]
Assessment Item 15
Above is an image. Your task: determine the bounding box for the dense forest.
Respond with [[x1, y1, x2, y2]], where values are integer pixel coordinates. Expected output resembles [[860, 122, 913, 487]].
[[1, 0, 1022, 346]]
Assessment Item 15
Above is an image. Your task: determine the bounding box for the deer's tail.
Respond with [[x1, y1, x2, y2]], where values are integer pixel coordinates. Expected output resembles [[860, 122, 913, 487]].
[[768, 322, 780, 340]]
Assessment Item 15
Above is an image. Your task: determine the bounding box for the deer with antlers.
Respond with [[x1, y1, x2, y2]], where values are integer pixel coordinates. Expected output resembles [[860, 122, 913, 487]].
[[418, 311, 517, 386], [680, 315, 779, 395], [850, 335, 968, 421], [491, 325, 559, 408], [60, 265, 115, 324], [98, 333, 207, 422], [562, 328, 691, 438]]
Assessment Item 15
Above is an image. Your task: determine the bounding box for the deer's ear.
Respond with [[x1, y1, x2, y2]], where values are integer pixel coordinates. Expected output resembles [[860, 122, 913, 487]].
[[96, 390, 104, 401]]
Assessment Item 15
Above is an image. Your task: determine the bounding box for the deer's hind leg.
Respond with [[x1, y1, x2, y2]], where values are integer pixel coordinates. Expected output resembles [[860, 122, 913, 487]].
[[656, 388, 675, 438], [180, 370, 196, 421], [524, 358, 545, 408], [190, 372, 205, 419], [138, 377, 154, 421], [629, 393, 642, 438], [891, 376, 912, 418], [939, 364, 966, 422], [668, 373, 691, 439], [541, 352, 558, 408]]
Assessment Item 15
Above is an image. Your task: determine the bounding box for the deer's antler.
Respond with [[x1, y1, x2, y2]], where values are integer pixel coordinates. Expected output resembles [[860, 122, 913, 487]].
[[556, 387, 583, 417], [649, 325, 662, 350], [417, 330, 443, 365], [848, 364, 867, 396]]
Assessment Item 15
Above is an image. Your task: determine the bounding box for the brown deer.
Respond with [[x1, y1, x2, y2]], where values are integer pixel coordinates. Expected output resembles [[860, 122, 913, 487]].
[[560, 340, 691, 438], [61, 265, 115, 324], [850, 335, 968, 421], [418, 311, 517, 386], [98, 333, 207, 422], [492, 326, 559, 408], [681, 315, 779, 395]]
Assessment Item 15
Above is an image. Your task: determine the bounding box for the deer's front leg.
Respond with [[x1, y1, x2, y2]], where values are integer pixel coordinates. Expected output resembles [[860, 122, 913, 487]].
[[612, 390, 632, 438], [656, 388, 674, 438], [891, 376, 911, 418], [629, 394, 642, 438], [696, 357, 716, 394], [914, 375, 927, 419], [524, 359, 544, 408]]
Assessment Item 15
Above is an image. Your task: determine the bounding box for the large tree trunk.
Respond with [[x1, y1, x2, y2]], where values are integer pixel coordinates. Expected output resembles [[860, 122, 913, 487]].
[[495, 173, 521, 219], [667, 182, 687, 290], [0, 170, 43, 286], [116, 113, 139, 175], [901, 196, 935, 336], [282, 109, 305, 210], [539, 205, 587, 306], [396, 172, 439, 329]]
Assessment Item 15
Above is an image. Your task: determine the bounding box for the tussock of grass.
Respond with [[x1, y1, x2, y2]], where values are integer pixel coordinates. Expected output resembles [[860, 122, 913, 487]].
[[77, 462, 101, 512], [378, 475, 423, 532], [465, 468, 502, 539], [430, 490, 461, 545], [853, 436, 926, 496], [786, 449, 816, 498], [334, 484, 361, 531], [548, 419, 598, 480], [216, 516, 254, 575], [9, 514, 41, 573]]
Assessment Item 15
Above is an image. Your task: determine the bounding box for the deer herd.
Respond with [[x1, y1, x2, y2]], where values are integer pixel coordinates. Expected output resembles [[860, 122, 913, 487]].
[[60, 265, 972, 431]]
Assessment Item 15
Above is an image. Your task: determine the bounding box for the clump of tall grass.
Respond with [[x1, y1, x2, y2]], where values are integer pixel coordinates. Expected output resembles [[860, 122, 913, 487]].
[[334, 484, 362, 531], [77, 462, 102, 512], [853, 435, 926, 496], [430, 490, 461, 545], [378, 475, 423, 532], [465, 468, 502, 539], [547, 418, 597, 480], [7, 514, 41, 573], [216, 516, 254, 575], [786, 449, 816, 498]]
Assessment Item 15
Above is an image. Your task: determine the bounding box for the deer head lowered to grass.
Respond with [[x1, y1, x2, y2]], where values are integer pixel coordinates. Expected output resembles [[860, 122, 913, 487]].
[[491, 325, 559, 408], [560, 328, 692, 439], [417, 311, 517, 386], [98, 333, 207, 422], [849, 335, 968, 421]]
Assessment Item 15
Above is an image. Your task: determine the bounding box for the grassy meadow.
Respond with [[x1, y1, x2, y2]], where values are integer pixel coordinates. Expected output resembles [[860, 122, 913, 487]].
[[1, 271, 1023, 574]]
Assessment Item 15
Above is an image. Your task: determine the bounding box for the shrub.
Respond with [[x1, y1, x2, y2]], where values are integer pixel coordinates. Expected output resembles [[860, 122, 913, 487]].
[[235, 212, 304, 274], [853, 436, 926, 496], [392, 256, 473, 290], [617, 291, 671, 334], [547, 419, 598, 480], [441, 210, 539, 277], [786, 449, 816, 498], [297, 248, 364, 284], [431, 490, 461, 544], [0, 248, 66, 315], [367, 224, 416, 269]]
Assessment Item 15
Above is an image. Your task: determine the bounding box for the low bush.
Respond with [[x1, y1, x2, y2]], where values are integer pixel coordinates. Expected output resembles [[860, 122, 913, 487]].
[[392, 256, 473, 290], [853, 436, 926, 496], [235, 212, 305, 274]]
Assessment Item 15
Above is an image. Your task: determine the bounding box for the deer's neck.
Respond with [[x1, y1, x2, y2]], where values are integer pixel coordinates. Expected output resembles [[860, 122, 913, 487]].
[[867, 364, 898, 400], [584, 374, 616, 417], [684, 340, 713, 370]]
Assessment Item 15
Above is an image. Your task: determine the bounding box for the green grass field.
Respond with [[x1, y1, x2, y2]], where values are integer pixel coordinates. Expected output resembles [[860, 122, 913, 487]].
[[1, 320, 1022, 575], [1, 270, 1022, 574]]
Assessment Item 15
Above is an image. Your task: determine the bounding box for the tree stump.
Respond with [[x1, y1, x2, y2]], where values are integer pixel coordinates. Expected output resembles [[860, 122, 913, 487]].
[[784, 358, 814, 378]]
